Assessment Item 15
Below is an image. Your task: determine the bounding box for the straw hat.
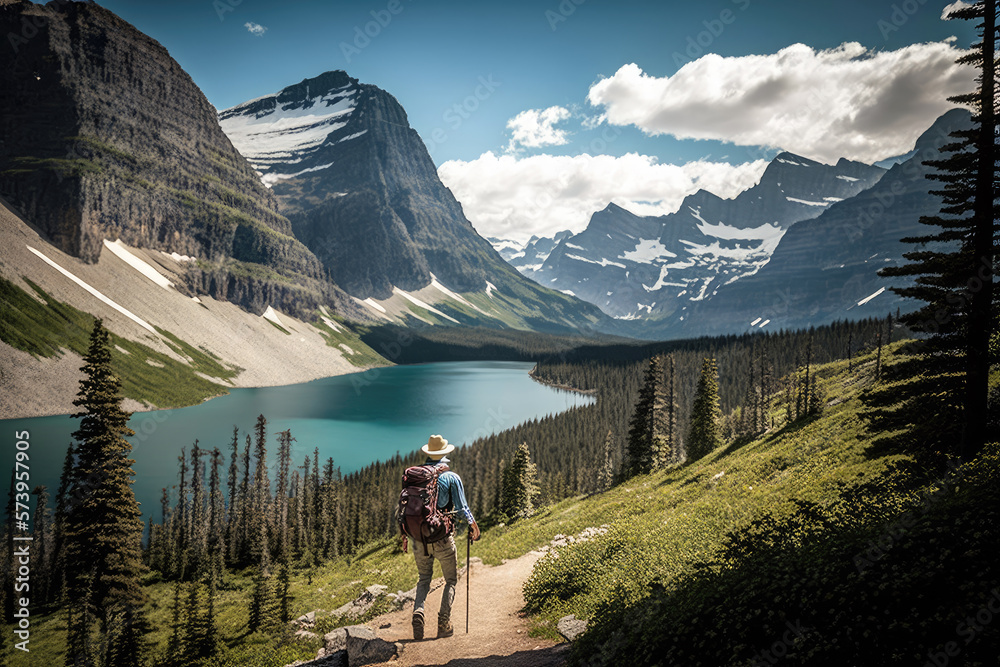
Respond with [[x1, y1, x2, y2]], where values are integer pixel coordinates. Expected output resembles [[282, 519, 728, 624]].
[[421, 434, 455, 459]]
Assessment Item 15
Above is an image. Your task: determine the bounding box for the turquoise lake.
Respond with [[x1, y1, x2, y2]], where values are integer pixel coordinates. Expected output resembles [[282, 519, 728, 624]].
[[2, 361, 593, 522]]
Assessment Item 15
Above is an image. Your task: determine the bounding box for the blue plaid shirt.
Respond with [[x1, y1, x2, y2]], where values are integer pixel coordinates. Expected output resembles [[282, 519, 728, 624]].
[[425, 458, 476, 525]]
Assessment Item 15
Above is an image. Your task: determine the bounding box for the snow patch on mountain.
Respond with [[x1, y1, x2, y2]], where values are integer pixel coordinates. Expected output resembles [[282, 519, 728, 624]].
[[785, 196, 830, 207], [429, 273, 486, 314], [262, 305, 284, 326], [695, 221, 784, 241], [566, 254, 627, 269], [856, 286, 886, 306], [28, 246, 157, 334], [219, 86, 357, 169], [261, 161, 335, 187], [104, 239, 174, 289], [393, 287, 460, 323], [621, 238, 677, 262], [643, 265, 689, 292]]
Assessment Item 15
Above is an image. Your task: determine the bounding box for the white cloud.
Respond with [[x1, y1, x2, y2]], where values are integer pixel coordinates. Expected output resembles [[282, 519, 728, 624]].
[[438, 152, 767, 242], [941, 1, 972, 19], [505, 106, 572, 151], [245, 22, 268, 36], [587, 41, 973, 164]]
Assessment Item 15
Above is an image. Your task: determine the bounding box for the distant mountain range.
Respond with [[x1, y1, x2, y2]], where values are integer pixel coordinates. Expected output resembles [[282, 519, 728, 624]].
[[674, 108, 972, 336], [489, 154, 885, 320], [488, 110, 969, 337], [488, 231, 573, 275]]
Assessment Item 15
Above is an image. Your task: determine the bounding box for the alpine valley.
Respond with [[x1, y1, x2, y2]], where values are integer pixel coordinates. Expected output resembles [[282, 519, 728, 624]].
[[0, 0, 973, 421], [0, 0, 607, 418]]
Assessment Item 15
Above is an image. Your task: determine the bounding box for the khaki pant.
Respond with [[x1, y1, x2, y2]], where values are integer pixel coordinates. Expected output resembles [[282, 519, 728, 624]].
[[411, 534, 458, 623]]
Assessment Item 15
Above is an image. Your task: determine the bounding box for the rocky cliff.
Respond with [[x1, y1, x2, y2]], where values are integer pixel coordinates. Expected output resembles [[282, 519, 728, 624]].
[[0, 0, 352, 317]]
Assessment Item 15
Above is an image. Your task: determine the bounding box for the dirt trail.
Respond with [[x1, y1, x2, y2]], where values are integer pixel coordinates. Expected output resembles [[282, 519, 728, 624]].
[[368, 549, 568, 667]]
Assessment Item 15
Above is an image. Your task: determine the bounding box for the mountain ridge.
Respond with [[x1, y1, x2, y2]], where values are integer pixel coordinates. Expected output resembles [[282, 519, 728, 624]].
[[529, 151, 886, 320], [220, 69, 611, 333]]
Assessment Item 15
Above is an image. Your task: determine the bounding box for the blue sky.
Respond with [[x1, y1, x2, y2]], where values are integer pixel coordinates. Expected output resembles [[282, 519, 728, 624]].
[[97, 0, 979, 240]]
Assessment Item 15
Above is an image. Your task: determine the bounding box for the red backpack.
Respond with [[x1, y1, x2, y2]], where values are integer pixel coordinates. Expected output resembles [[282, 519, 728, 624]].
[[398, 463, 454, 554]]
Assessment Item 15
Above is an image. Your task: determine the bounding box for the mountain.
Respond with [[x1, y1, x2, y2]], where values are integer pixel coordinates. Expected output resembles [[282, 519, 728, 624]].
[[489, 230, 573, 276], [488, 237, 525, 261], [0, 1, 386, 417], [671, 108, 973, 336], [219, 72, 608, 333], [0, 0, 353, 318], [531, 154, 886, 319]]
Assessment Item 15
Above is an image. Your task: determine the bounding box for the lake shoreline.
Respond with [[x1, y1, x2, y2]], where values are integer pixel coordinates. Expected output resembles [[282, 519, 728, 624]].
[[528, 364, 599, 396]]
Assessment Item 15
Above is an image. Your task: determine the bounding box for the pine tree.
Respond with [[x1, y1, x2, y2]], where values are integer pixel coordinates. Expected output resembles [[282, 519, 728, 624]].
[[226, 426, 240, 568], [803, 334, 814, 414], [597, 431, 615, 492], [274, 429, 294, 564], [499, 443, 540, 522], [759, 342, 773, 431], [875, 329, 884, 379], [237, 433, 252, 566], [664, 354, 682, 464], [248, 564, 275, 632], [687, 358, 722, 461], [188, 441, 206, 576], [105, 606, 150, 667], [207, 448, 226, 580], [879, 0, 998, 456], [63, 319, 147, 662], [31, 485, 52, 604], [174, 447, 189, 579], [624, 355, 666, 477], [278, 562, 292, 623], [65, 584, 97, 667], [848, 331, 854, 372], [52, 443, 75, 603], [251, 415, 272, 564], [165, 581, 183, 667]]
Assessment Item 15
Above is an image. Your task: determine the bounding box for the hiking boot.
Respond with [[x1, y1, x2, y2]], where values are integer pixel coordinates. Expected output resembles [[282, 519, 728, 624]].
[[437, 618, 454, 638], [412, 611, 425, 640]]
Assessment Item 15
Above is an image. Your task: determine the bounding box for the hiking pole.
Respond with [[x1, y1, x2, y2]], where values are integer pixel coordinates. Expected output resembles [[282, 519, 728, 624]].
[[466, 530, 471, 634]]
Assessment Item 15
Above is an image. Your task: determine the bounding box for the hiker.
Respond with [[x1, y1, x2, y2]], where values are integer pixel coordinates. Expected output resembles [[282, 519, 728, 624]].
[[398, 434, 480, 640]]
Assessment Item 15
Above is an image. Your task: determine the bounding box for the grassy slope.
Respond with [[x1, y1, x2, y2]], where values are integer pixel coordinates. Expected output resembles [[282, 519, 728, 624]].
[[0, 276, 386, 411], [0, 276, 238, 408], [12, 343, 992, 666]]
